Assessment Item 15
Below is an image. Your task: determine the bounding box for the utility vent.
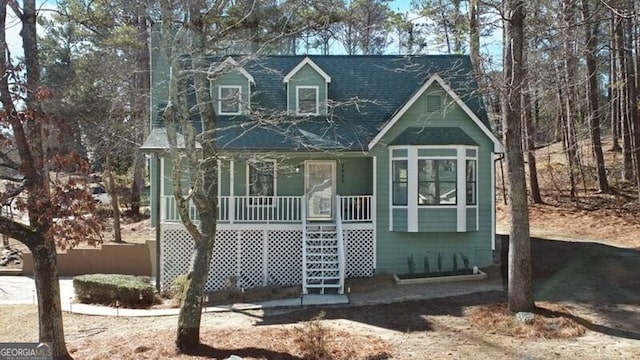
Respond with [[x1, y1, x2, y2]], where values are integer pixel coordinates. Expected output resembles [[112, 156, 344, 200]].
[[426, 95, 442, 112]]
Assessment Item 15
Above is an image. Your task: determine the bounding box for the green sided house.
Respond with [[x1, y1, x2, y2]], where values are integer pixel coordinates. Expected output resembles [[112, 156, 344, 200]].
[[141, 54, 503, 295]]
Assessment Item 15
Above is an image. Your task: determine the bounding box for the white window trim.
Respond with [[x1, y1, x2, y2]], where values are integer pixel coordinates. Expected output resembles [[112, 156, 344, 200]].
[[246, 159, 277, 206], [296, 85, 319, 116], [218, 85, 242, 115], [389, 145, 479, 233]]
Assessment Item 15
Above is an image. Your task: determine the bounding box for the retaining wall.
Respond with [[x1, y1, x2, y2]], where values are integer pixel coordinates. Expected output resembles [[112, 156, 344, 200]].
[[22, 242, 153, 277]]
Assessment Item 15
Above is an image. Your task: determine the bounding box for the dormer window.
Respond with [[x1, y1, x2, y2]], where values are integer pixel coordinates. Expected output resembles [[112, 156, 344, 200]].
[[296, 86, 319, 115], [284, 57, 331, 116], [209, 57, 254, 116], [218, 85, 242, 115]]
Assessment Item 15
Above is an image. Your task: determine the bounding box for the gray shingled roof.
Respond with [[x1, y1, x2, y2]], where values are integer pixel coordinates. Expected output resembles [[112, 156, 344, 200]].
[[152, 55, 489, 152], [389, 127, 478, 146]]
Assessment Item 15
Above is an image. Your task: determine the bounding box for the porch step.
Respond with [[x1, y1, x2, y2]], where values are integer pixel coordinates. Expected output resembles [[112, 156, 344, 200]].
[[302, 294, 349, 305], [303, 223, 344, 295]]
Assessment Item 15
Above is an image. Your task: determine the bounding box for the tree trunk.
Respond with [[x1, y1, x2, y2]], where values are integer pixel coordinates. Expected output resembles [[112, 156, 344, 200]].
[[614, 11, 633, 181], [562, 0, 580, 201], [503, 0, 534, 313], [31, 241, 72, 360], [163, 1, 220, 350], [609, 14, 621, 152], [522, 40, 542, 203], [524, 90, 542, 203], [469, 0, 480, 73], [175, 229, 214, 351], [130, 156, 143, 215], [623, 13, 640, 186], [581, 0, 609, 193], [106, 152, 122, 243], [130, 13, 150, 216]]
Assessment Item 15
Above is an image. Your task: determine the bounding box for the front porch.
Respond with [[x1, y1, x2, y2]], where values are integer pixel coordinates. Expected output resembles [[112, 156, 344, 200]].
[[158, 195, 376, 293]]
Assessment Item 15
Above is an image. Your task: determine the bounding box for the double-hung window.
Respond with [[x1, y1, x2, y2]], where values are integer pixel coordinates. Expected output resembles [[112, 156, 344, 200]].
[[296, 86, 319, 115], [418, 159, 457, 205], [248, 160, 275, 205], [466, 160, 477, 205], [392, 160, 408, 205], [218, 85, 242, 115]]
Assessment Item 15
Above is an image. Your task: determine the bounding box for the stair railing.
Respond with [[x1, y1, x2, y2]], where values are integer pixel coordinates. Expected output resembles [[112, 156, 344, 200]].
[[301, 195, 308, 295], [335, 195, 346, 295]]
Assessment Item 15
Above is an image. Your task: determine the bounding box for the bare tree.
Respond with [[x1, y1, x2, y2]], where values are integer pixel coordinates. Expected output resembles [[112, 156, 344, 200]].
[[0, 1, 104, 358], [502, 0, 534, 313], [581, 0, 608, 193]]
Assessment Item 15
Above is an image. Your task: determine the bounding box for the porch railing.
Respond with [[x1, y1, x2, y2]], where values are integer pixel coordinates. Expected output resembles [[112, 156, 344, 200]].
[[339, 195, 373, 222], [233, 196, 302, 223], [161, 195, 372, 224]]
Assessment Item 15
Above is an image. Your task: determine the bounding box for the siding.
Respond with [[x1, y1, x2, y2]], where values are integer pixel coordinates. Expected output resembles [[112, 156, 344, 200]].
[[287, 65, 327, 115], [466, 207, 477, 231], [417, 208, 457, 232], [223, 154, 372, 197], [371, 83, 496, 274], [211, 72, 251, 115]]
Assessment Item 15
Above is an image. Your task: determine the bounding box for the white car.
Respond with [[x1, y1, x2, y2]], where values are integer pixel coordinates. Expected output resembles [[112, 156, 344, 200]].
[[90, 184, 111, 205]]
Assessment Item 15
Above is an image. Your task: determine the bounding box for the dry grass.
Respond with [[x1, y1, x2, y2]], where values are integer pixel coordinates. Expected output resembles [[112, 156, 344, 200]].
[[466, 302, 586, 339], [497, 135, 640, 248], [69, 326, 392, 360], [293, 312, 392, 360]]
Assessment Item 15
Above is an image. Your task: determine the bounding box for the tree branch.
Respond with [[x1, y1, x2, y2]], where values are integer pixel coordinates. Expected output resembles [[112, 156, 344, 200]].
[[7, 0, 23, 20], [0, 215, 42, 249]]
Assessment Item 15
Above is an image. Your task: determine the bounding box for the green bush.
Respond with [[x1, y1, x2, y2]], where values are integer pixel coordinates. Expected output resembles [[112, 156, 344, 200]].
[[73, 274, 155, 308]]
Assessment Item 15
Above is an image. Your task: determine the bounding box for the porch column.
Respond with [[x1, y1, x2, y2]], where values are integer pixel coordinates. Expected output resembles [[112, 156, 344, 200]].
[[154, 154, 161, 291], [229, 159, 235, 224], [372, 155, 377, 269]]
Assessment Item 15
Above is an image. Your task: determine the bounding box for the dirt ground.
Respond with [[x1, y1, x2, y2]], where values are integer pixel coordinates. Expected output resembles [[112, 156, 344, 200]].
[[1, 231, 640, 359], [2, 137, 640, 358]]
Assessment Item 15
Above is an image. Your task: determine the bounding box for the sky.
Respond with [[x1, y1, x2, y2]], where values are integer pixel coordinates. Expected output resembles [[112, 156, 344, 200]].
[[4, 0, 500, 59]]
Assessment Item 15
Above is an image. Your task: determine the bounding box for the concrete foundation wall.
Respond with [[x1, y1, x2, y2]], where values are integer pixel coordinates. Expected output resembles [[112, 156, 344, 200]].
[[22, 243, 153, 277]]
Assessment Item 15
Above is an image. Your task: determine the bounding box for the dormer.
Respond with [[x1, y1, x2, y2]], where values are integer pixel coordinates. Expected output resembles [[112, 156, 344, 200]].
[[283, 57, 331, 116], [208, 57, 255, 115]]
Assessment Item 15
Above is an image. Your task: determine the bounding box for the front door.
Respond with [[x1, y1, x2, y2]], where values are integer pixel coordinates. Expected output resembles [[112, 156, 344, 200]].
[[305, 161, 336, 221]]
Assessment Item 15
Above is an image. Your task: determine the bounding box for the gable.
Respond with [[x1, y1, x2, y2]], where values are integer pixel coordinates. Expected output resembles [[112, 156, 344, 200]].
[[368, 74, 503, 153], [283, 57, 331, 83]]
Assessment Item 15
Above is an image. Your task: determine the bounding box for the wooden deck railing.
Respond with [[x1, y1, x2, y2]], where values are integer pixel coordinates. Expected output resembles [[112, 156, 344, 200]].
[[161, 195, 373, 224]]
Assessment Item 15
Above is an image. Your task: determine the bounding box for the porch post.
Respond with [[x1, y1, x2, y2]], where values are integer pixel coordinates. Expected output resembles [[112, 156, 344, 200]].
[[154, 154, 161, 291], [372, 155, 377, 269], [229, 159, 235, 224]]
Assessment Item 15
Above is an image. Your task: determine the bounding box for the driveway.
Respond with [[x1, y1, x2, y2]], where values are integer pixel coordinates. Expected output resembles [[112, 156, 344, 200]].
[[0, 276, 75, 305]]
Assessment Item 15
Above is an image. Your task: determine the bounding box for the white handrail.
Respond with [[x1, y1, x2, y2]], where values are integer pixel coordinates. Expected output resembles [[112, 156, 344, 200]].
[[335, 195, 346, 295], [161, 194, 372, 225], [301, 195, 308, 295], [162, 195, 303, 223]]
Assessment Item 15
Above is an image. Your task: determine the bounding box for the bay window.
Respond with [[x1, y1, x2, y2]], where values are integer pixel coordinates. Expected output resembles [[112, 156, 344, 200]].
[[418, 159, 457, 205]]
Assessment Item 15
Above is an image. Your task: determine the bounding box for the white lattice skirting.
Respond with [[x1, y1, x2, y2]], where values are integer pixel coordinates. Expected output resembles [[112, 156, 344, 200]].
[[160, 224, 375, 291]]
